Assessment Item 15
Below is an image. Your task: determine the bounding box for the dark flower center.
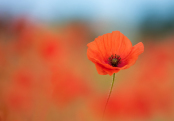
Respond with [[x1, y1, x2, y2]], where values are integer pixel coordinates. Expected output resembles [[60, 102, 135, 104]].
[[108, 54, 121, 67]]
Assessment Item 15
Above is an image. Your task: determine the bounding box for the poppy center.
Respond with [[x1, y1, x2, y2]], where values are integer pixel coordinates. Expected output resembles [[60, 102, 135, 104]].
[[108, 54, 121, 67]]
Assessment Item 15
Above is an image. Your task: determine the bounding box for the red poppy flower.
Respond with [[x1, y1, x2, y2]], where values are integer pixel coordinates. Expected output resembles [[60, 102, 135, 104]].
[[87, 31, 144, 75]]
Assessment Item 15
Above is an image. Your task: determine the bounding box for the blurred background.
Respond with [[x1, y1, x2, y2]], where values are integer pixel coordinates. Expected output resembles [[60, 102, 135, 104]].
[[0, 0, 174, 121]]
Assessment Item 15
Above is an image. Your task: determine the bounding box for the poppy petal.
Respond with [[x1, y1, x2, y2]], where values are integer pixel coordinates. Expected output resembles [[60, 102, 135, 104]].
[[95, 63, 120, 75], [87, 31, 132, 64], [111, 31, 132, 59], [121, 42, 144, 69]]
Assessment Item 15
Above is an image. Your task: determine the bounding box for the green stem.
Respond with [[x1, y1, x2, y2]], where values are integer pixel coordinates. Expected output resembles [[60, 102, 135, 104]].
[[102, 73, 116, 120]]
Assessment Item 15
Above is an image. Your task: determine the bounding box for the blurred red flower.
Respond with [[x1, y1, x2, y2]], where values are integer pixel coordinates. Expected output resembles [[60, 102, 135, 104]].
[[136, 42, 171, 83], [4, 69, 33, 112], [94, 88, 152, 120], [51, 68, 90, 107], [36, 30, 62, 61], [87, 31, 144, 75], [93, 84, 173, 120]]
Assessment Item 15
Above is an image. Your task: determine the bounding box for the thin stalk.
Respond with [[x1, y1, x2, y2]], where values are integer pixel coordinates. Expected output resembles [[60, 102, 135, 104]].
[[102, 73, 116, 120]]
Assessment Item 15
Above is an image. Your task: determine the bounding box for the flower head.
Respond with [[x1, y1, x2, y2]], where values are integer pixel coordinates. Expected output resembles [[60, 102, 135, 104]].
[[87, 31, 144, 75]]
